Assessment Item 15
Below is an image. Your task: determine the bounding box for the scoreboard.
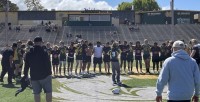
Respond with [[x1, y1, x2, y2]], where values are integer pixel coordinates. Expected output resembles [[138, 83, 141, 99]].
[[69, 14, 111, 21], [67, 10, 112, 26]]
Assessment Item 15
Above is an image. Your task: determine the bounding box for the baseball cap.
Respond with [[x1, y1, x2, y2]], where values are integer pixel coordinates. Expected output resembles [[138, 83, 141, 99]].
[[34, 36, 43, 42], [172, 40, 185, 48]]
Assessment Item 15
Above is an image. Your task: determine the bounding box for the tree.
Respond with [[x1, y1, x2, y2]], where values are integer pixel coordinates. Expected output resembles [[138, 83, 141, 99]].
[[0, 0, 19, 11], [24, 0, 44, 11], [117, 2, 132, 11], [117, 0, 160, 11]]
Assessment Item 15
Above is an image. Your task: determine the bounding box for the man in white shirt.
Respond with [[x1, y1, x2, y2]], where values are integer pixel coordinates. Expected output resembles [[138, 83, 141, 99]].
[[93, 41, 103, 73]]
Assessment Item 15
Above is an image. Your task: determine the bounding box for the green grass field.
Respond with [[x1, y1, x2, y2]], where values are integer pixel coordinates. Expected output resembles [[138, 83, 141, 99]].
[[0, 79, 61, 102], [0, 60, 159, 102]]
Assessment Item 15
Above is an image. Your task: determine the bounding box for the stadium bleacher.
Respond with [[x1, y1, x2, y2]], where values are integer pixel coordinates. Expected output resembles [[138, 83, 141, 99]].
[[0, 24, 200, 47]]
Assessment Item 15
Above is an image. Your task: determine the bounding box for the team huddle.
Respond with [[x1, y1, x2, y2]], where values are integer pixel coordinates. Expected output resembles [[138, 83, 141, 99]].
[[1, 37, 200, 84]]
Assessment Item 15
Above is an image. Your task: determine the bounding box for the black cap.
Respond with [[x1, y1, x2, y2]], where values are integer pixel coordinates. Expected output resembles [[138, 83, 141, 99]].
[[12, 43, 17, 48], [34, 36, 43, 42]]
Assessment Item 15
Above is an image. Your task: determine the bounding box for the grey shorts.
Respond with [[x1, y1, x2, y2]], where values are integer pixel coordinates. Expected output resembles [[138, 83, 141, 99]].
[[31, 75, 52, 94], [60, 61, 66, 64]]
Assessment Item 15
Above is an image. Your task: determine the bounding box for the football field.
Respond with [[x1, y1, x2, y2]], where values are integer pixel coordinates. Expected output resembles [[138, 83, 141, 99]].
[[0, 60, 168, 102]]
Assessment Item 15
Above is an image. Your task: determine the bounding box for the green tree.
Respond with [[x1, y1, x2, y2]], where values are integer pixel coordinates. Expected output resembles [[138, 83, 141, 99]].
[[0, 0, 19, 11], [117, 2, 132, 11], [24, 0, 44, 11], [118, 0, 160, 11]]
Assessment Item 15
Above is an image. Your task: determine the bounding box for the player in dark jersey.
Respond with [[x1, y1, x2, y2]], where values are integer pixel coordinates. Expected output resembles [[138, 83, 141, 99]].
[[118, 41, 123, 50], [85, 43, 93, 74], [181, 40, 191, 55], [81, 41, 88, 74], [75, 43, 83, 75], [51, 45, 60, 76], [103, 42, 111, 74], [46, 42, 52, 60], [190, 39, 200, 66], [127, 42, 134, 74], [142, 39, 151, 74], [13, 40, 23, 81], [24, 40, 34, 63], [26, 40, 34, 52], [134, 41, 143, 73], [151, 42, 161, 73], [41, 41, 47, 49], [120, 41, 129, 73], [166, 41, 173, 58], [187, 40, 193, 55], [18, 41, 25, 79], [59, 41, 67, 76], [67, 42, 76, 76], [160, 42, 168, 68]]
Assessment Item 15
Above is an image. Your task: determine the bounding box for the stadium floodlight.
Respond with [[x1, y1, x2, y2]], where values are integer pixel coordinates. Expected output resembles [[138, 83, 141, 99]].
[[171, 0, 174, 25], [170, 0, 175, 41], [5, 0, 9, 46]]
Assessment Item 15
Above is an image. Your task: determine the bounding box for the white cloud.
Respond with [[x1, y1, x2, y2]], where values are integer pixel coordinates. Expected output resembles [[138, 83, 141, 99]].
[[162, 6, 170, 10], [10, 0, 116, 10], [10, 0, 27, 10]]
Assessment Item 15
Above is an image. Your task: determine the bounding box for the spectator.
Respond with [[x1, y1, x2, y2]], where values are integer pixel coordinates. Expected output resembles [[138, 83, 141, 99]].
[[41, 21, 44, 26], [0, 44, 15, 84], [48, 21, 51, 25], [24, 36, 52, 102], [156, 40, 200, 102], [8, 22, 11, 30], [16, 26, 20, 32]]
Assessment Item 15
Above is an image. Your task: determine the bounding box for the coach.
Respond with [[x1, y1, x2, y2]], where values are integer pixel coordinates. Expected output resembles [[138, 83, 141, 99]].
[[156, 40, 200, 102], [24, 36, 52, 102]]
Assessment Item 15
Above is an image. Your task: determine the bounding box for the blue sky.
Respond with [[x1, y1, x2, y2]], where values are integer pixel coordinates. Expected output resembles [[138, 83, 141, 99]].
[[11, 0, 200, 10], [96, 0, 200, 10]]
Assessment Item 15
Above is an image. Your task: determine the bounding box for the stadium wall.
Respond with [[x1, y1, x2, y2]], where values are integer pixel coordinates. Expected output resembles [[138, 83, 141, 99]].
[[18, 20, 62, 26], [138, 10, 200, 24], [0, 10, 135, 26], [0, 12, 18, 25], [141, 11, 166, 24], [112, 18, 119, 26], [67, 21, 111, 26]]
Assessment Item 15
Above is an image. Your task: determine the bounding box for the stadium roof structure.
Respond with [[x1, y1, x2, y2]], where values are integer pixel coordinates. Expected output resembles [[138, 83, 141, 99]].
[[137, 10, 200, 13]]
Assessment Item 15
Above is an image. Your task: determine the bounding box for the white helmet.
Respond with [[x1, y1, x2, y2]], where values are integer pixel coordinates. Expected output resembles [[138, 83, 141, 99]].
[[112, 88, 120, 94]]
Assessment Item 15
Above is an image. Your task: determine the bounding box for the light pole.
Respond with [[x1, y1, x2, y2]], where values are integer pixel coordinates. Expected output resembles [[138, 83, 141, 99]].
[[5, 0, 9, 46], [171, 0, 175, 41]]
